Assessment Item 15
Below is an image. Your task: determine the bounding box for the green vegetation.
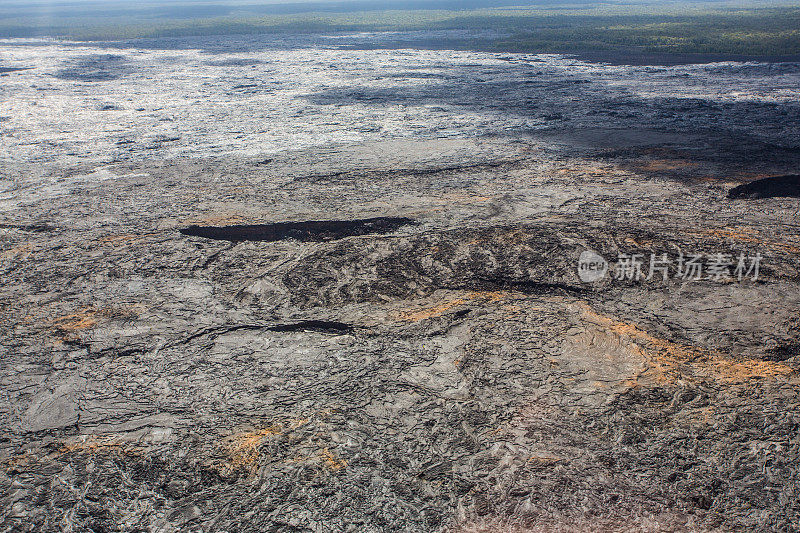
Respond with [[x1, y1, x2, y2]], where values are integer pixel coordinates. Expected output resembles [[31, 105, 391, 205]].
[[1, 1, 798, 59]]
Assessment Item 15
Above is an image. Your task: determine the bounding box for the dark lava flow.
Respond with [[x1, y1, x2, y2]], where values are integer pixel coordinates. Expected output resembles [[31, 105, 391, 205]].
[[267, 320, 354, 334], [0, 67, 31, 74], [0, 222, 55, 232], [728, 175, 800, 199], [180, 217, 414, 242]]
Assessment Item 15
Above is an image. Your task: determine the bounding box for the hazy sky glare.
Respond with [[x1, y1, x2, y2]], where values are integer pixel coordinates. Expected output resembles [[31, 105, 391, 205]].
[[3, 0, 796, 22], [6, 0, 388, 4]]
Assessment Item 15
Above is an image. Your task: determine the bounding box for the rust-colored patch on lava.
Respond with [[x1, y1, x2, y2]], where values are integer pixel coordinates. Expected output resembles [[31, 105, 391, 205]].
[[2, 452, 39, 475], [623, 236, 654, 248], [52, 305, 142, 334], [58, 434, 128, 454], [691, 226, 800, 255], [570, 301, 684, 385], [398, 296, 470, 321], [396, 291, 506, 322], [286, 447, 348, 472], [320, 447, 347, 471], [708, 358, 794, 383], [568, 300, 794, 385], [1, 242, 34, 261], [499, 228, 535, 246], [96, 232, 159, 246], [53, 308, 100, 332], [219, 426, 282, 476], [212, 416, 319, 477]]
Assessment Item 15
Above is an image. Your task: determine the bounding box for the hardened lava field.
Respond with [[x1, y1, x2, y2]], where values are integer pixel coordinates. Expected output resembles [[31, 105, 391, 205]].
[[1, 34, 800, 532]]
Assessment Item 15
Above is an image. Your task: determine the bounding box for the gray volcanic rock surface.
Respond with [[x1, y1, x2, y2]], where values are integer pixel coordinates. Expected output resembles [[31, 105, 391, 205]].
[[1, 35, 800, 532]]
